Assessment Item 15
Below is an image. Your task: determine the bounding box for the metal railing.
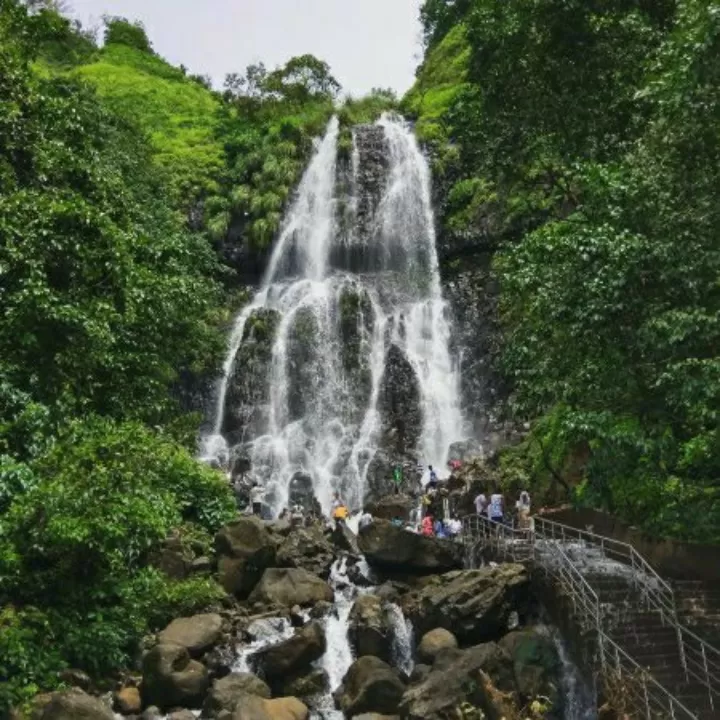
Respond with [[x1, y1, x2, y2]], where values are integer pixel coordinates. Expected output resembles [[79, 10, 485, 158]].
[[531, 516, 720, 712], [532, 516, 676, 622], [462, 513, 713, 719]]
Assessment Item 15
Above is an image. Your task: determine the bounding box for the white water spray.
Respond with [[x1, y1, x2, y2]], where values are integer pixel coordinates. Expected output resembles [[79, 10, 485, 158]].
[[202, 114, 466, 515]]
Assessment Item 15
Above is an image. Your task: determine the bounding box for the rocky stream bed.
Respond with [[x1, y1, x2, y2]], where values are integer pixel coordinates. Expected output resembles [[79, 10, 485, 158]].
[[29, 512, 595, 720]]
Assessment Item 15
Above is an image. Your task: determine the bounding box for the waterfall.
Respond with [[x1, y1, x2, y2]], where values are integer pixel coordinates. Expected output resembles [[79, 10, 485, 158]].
[[203, 113, 466, 516], [553, 632, 597, 720], [387, 603, 415, 676]]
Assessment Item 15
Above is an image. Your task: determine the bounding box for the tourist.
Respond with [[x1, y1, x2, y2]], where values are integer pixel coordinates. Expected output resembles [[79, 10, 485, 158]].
[[474, 490, 488, 516], [434, 518, 447, 538], [447, 514, 462, 537], [392, 465, 403, 495], [291, 504, 304, 527], [331, 491, 342, 512], [249, 482, 264, 516], [332, 497, 349, 526], [487, 486, 504, 524], [279, 508, 289, 521], [516, 490, 531, 530], [421, 514, 434, 536], [358, 509, 373, 530], [428, 465, 438, 487]]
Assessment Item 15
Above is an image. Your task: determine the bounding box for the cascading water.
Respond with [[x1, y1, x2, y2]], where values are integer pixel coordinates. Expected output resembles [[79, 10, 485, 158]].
[[202, 113, 466, 517]]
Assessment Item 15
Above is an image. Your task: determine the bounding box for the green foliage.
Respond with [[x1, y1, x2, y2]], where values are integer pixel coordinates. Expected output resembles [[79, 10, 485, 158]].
[[103, 16, 153, 53], [75, 43, 224, 205], [0, 4, 237, 708], [410, 0, 720, 541], [0, 416, 234, 710], [1, 10, 224, 422], [338, 88, 399, 127], [402, 22, 469, 145]]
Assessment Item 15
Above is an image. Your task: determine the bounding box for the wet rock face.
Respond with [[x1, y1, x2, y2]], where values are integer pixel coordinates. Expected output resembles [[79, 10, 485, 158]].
[[223, 308, 281, 446], [443, 260, 509, 442], [214, 516, 277, 598], [399, 642, 518, 720], [285, 306, 320, 423], [401, 565, 531, 644], [379, 345, 421, 457], [333, 124, 390, 272], [363, 344, 422, 502], [348, 594, 394, 662], [358, 520, 463, 574], [338, 286, 374, 411]]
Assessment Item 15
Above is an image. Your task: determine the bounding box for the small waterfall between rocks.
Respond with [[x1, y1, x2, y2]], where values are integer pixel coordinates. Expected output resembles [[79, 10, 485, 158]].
[[553, 632, 597, 720], [201, 113, 466, 514]]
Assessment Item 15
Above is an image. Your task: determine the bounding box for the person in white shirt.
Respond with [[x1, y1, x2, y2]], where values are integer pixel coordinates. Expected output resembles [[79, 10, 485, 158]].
[[516, 490, 531, 529], [474, 492, 487, 515], [447, 516, 462, 536], [358, 510, 373, 530]]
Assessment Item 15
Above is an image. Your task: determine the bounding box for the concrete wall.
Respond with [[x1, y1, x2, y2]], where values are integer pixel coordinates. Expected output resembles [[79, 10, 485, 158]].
[[541, 507, 720, 583]]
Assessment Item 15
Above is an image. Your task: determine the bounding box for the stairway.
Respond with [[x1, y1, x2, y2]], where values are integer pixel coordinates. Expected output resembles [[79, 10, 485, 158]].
[[674, 580, 720, 650], [462, 514, 720, 719], [589, 574, 717, 720]]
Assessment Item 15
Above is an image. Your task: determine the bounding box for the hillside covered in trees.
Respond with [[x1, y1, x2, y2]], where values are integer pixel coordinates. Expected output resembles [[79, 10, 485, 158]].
[[0, 1, 396, 711], [403, 0, 720, 543], [1, 0, 719, 712]]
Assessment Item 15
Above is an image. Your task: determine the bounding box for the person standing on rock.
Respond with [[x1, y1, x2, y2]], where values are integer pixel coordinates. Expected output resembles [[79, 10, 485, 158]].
[[474, 490, 488, 516], [488, 486, 504, 525], [358, 509, 373, 530], [392, 465, 403, 495], [516, 490, 531, 529], [421, 513, 434, 536]]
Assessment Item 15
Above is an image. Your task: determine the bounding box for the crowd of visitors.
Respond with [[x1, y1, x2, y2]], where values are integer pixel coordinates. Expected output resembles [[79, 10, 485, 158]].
[[231, 458, 533, 539]]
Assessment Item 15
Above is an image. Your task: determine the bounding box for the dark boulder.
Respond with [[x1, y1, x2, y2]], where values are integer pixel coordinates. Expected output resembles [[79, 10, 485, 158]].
[[365, 494, 415, 522], [215, 516, 277, 598], [141, 643, 210, 710], [499, 628, 562, 715], [399, 643, 518, 720], [358, 520, 463, 574], [349, 594, 393, 662], [231, 694, 309, 720], [335, 656, 405, 717], [158, 613, 223, 657], [248, 568, 333, 609], [253, 621, 326, 680], [402, 565, 530, 643], [276, 526, 335, 579], [416, 628, 458, 665], [32, 688, 114, 720], [201, 672, 271, 718]]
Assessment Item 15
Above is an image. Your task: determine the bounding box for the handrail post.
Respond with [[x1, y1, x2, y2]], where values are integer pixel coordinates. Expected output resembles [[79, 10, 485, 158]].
[[701, 642, 713, 711], [642, 673, 651, 720], [677, 626, 689, 683]]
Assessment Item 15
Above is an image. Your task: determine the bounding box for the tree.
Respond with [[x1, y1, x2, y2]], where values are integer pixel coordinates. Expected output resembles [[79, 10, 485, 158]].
[[264, 54, 340, 103], [103, 15, 152, 53]]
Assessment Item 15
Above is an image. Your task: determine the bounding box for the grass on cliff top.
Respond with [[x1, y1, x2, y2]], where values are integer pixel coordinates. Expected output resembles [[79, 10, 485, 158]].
[[402, 23, 471, 143], [75, 43, 224, 204]]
